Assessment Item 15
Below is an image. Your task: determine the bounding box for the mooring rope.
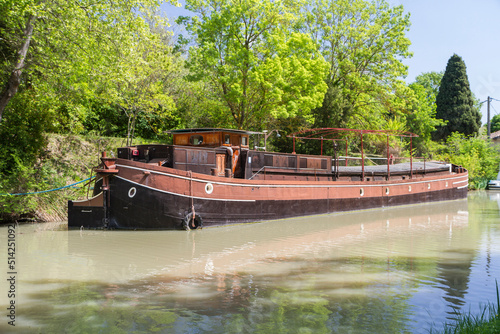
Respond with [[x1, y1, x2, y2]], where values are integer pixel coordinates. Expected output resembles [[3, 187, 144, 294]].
[[0, 176, 96, 196]]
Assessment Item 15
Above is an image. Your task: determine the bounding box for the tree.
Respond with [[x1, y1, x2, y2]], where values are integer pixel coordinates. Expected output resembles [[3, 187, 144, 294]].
[[404, 82, 445, 155], [108, 34, 177, 145], [490, 114, 500, 133], [414, 71, 443, 101], [180, 0, 328, 130], [0, 0, 177, 122], [433, 54, 481, 141], [303, 0, 412, 129], [437, 132, 500, 189]]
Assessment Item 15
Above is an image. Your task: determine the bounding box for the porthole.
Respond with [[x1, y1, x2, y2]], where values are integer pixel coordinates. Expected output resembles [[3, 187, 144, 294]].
[[446, 181, 449, 187], [408, 185, 412, 192], [360, 188, 364, 196], [128, 187, 137, 198], [428, 183, 431, 190], [205, 183, 214, 194], [385, 187, 390, 195]]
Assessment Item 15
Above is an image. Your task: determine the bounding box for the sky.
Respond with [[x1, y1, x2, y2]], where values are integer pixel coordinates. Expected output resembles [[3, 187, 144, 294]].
[[391, 0, 500, 125], [163, 0, 500, 126]]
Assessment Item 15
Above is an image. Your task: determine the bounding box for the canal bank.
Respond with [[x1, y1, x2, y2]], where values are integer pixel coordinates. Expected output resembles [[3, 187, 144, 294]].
[[0, 134, 145, 223]]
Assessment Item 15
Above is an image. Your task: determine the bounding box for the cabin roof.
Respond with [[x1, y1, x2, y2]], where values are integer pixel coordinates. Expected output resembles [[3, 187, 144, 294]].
[[166, 128, 260, 135]]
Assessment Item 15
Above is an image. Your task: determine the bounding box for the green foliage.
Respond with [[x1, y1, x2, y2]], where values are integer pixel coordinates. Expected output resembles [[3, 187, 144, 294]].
[[404, 83, 446, 156], [181, 0, 328, 129], [436, 132, 500, 189], [0, 156, 42, 222], [0, 0, 180, 142], [0, 0, 178, 112], [80, 101, 182, 142], [434, 54, 481, 141], [0, 91, 57, 221], [491, 114, 500, 133], [414, 71, 443, 101], [0, 92, 52, 172], [304, 0, 412, 129]]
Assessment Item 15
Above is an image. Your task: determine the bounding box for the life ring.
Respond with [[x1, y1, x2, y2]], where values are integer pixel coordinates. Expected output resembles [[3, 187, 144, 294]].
[[182, 212, 203, 230], [205, 183, 214, 194]]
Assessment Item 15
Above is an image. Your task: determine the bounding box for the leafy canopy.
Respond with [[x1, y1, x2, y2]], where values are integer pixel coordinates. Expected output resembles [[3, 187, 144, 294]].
[[303, 0, 412, 129], [414, 71, 443, 101], [0, 0, 179, 122], [180, 0, 328, 129], [491, 114, 500, 133]]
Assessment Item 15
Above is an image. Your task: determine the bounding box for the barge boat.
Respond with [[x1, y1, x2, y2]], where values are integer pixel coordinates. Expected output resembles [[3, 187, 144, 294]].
[[68, 128, 468, 230]]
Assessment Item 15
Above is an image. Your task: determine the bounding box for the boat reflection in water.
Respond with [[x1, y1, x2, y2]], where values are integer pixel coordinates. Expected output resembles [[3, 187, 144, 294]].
[[65, 199, 472, 332], [68, 199, 469, 282]]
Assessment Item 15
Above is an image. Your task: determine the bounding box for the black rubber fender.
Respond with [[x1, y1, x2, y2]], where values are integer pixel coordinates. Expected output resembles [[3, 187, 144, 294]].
[[183, 212, 203, 230]]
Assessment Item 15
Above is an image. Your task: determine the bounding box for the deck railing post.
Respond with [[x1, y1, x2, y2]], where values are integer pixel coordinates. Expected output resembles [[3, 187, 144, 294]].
[[361, 132, 364, 181], [321, 136, 323, 156], [333, 140, 338, 180], [293, 135, 296, 154], [387, 135, 390, 180], [410, 136, 413, 179], [345, 139, 348, 167]]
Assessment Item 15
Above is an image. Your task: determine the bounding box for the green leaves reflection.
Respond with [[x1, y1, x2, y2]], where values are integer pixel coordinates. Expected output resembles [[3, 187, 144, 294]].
[[24, 281, 177, 333], [20, 257, 422, 334], [254, 289, 330, 334]]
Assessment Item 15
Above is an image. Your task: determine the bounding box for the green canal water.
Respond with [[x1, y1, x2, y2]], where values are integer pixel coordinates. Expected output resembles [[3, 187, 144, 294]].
[[1, 191, 500, 333]]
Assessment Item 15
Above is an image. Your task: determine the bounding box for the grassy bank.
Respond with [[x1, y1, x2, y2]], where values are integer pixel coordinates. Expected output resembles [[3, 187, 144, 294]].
[[0, 133, 156, 223], [436, 283, 500, 333], [33, 134, 126, 221]]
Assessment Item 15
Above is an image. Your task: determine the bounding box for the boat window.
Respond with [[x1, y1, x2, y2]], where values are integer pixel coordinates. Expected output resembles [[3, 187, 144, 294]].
[[241, 136, 248, 146], [189, 135, 204, 145], [225, 134, 230, 144]]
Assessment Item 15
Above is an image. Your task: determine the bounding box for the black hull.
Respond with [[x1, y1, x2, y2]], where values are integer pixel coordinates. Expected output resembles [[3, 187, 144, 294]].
[[69, 176, 468, 230]]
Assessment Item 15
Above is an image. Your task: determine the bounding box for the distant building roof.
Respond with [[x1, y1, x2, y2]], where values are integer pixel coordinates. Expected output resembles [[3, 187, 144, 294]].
[[491, 130, 500, 140]]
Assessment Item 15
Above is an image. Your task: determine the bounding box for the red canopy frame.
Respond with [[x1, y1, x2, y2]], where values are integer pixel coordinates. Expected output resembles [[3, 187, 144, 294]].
[[287, 128, 419, 180]]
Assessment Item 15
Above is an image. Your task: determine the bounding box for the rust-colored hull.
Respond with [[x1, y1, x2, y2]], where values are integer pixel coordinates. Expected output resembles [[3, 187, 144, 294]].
[[68, 158, 468, 230]]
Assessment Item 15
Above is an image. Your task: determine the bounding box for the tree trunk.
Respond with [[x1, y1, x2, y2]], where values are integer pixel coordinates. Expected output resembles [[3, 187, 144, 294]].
[[0, 15, 35, 122]]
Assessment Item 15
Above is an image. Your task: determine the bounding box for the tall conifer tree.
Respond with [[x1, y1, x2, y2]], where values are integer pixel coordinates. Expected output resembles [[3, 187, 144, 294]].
[[433, 54, 481, 140]]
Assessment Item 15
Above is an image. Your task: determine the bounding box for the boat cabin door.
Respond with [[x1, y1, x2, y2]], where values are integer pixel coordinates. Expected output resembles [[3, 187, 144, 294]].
[[215, 153, 226, 177]]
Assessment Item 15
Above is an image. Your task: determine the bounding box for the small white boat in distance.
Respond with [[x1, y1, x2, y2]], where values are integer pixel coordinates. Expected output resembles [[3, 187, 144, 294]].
[[488, 165, 500, 190]]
